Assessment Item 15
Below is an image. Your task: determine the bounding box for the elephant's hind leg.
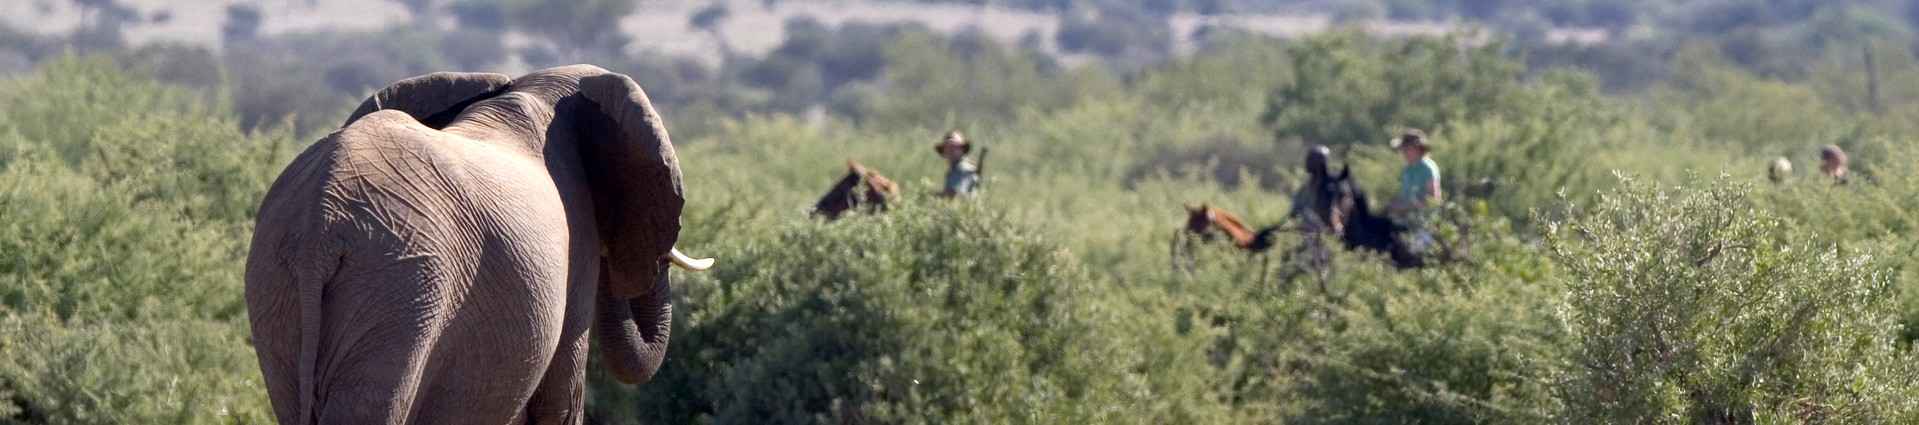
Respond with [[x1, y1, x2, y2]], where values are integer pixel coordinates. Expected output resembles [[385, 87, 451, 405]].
[[524, 328, 589, 425], [309, 271, 451, 424], [245, 239, 336, 425], [523, 260, 598, 425]]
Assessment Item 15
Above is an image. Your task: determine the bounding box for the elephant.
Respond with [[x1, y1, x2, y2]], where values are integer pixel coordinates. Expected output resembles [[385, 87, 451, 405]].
[[244, 64, 714, 425]]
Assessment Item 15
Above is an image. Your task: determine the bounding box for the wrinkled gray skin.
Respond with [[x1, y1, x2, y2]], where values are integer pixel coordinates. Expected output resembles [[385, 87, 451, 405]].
[[245, 65, 687, 424]]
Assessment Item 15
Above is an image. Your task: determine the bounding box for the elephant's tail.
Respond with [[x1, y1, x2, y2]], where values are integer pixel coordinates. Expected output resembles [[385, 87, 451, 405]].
[[295, 251, 343, 425]]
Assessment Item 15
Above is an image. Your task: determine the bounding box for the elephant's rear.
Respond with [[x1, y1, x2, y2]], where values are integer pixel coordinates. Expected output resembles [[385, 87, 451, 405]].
[[246, 133, 352, 425], [246, 114, 473, 424], [247, 113, 566, 424]]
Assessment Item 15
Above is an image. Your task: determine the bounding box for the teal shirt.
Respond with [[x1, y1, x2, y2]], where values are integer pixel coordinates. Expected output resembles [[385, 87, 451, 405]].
[[1398, 157, 1440, 202], [1396, 157, 1440, 224]]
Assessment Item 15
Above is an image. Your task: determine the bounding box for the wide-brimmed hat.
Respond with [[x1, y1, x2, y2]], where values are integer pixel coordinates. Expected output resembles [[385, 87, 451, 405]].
[[933, 130, 971, 155], [1819, 144, 1847, 164], [1389, 129, 1432, 151]]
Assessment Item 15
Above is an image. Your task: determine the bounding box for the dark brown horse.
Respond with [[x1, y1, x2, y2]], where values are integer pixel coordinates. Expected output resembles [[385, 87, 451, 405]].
[[1324, 167, 1431, 269], [812, 160, 901, 221]]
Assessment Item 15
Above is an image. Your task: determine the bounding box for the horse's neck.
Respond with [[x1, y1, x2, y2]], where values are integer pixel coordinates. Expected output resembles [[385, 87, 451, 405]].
[[1339, 192, 1396, 244], [1210, 209, 1255, 246]]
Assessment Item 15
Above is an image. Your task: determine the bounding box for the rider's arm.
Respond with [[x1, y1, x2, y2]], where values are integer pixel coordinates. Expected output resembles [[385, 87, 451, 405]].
[[1422, 179, 1441, 208]]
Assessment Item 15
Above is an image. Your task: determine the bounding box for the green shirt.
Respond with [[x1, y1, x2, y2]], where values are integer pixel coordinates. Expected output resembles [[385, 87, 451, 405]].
[[1396, 157, 1440, 225]]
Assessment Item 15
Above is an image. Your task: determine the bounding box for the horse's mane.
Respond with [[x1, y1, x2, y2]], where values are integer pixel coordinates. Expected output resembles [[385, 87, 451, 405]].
[[860, 167, 899, 199], [1331, 169, 1422, 268]]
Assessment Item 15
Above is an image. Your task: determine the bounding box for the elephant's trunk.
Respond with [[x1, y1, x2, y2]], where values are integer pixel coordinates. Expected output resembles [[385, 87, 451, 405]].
[[595, 263, 673, 385]]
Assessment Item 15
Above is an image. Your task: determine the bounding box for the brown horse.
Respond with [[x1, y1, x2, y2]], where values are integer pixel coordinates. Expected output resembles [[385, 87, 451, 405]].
[[1173, 204, 1288, 276], [812, 160, 901, 221], [1180, 204, 1282, 251]]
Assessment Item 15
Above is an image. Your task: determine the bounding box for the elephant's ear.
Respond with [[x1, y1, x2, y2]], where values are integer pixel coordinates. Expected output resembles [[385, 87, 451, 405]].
[[345, 72, 513, 129], [577, 72, 684, 299]]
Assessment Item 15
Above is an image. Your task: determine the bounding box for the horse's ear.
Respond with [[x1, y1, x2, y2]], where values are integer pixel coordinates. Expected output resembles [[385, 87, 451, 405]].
[[1337, 166, 1351, 180]]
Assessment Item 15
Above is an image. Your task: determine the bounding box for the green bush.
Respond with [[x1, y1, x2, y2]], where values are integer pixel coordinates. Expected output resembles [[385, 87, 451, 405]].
[[0, 57, 202, 167], [854, 31, 1117, 130], [0, 316, 272, 424], [1287, 270, 1566, 424], [591, 204, 1218, 424], [5, 23, 1919, 425], [1260, 32, 1527, 148], [0, 58, 289, 424], [1546, 174, 1919, 423]]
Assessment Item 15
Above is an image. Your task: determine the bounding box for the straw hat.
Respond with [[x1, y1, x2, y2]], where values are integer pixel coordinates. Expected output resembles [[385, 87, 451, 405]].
[[1819, 144, 1847, 165], [1389, 129, 1432, 151], [933, 130, 971, 155], [1769, 157, 1792, 183]]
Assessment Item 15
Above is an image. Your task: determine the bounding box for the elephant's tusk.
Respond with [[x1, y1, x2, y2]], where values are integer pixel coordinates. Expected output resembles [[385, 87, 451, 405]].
[[666, 248, 715, 272]]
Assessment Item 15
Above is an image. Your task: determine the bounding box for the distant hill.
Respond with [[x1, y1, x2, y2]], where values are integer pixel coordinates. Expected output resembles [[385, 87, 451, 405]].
[[1, 0, 1601, 69]]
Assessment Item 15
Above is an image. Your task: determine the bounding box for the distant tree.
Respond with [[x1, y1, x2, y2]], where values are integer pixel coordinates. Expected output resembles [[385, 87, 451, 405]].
[[689, 4, 734, 63], [1459, 0, 1511, 20], [449, 0, 506, 31], [1382, 0, 1439, 20], [1192, 0, 1228, 15], [67, 0, 137, 52], [390, 0, 438, 28], [1807, 4, 1910, 48], [114, 42, 223, 90], [1260, 33, 1524, 147], [504, 0, 636, 55], [73, 0, 139, 23], [1581, 1, 1637, 31], [1329, 0, 1385, 24], [517, 44, 558, 68], [689, 4, 729, 31], [439, 29, 504, 69], [1017, 29, 1045, 51], [222, 4, 263, 45], [1141, 0, 1178, 15], [1055, 6, 1173, 60]]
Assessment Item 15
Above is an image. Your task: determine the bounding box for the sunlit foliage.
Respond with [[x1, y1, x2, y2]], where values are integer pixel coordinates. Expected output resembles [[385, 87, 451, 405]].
[[5, 7, 1919, 421]]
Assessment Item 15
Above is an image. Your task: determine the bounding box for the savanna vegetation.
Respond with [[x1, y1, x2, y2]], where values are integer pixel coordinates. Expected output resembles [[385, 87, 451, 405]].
[[4, 0, 1919, 423]]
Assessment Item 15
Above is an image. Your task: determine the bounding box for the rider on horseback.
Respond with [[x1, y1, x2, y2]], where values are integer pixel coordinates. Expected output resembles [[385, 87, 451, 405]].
[[1289, 145, 1343, 235], [1388, 129, 1443, 254]]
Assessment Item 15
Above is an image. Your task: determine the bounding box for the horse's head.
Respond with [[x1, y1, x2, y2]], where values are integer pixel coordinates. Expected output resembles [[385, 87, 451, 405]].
[[1324, 166, 1366, 225], [1184, 203, 1215, 236], [1322, 165, 1421, 267], [811, 161, 870, 220], [858, 166, 900, 212]]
